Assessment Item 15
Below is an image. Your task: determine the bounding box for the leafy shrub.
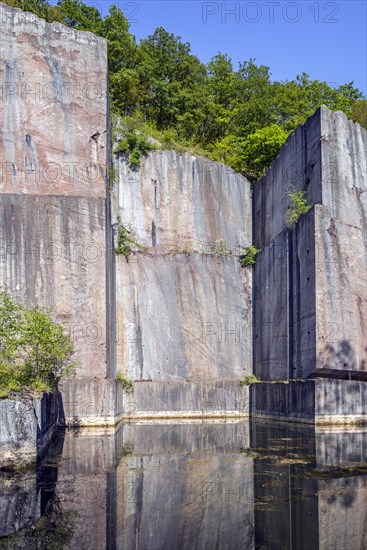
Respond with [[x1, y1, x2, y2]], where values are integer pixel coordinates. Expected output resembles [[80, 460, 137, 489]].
[[240, 374, 261, 386], [121, 441, 134, 456], [352, 99, 367, 130], [0, 291, 76, 398], [240, 447, 260, 458], [284, 186, 312, 227], [116, 372, 134, 394], [239, 246, 260, 267], [241, 124, 289, 181]]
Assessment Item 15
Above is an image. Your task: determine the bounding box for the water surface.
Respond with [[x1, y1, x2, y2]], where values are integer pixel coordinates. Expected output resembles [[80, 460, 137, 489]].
[[1, 420, 367, 549]]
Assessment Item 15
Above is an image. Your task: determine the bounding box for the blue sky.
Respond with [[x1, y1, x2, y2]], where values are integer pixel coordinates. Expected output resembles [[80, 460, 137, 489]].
[[98, 0, 366, 93]]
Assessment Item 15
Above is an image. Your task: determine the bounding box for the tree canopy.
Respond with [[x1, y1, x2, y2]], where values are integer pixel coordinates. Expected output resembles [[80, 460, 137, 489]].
[[4, 0, 366, 180]]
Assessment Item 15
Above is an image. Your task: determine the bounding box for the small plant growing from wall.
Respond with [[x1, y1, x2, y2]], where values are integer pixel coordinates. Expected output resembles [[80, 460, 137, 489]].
[[239, 246, 260, 268], [240, 374, 261, 386], [115, 219, 146, 261], [284, 186, 312, 227], [121, 441, 134, 456], [116, 372, 134, 394], [240, 447, 260, 458]]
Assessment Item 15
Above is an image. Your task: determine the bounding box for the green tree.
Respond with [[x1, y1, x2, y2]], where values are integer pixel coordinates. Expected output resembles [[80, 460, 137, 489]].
[[2, 0, 62, 22], [101, 5, 142, 114], [352, 100, 367, 129], [139, 27, 206, 129], [241, 124, 289, 181], [0, 292, 76, 398], [57, 0, 102, 31], [197, 53, 236, 145]]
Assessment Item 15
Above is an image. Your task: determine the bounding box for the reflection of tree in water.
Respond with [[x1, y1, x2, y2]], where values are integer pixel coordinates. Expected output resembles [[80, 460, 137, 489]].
[[0, 496, 76, 550]]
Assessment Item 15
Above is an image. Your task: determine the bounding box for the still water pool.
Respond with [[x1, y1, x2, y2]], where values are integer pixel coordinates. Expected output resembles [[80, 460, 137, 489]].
[[1, 420, 367, 549]]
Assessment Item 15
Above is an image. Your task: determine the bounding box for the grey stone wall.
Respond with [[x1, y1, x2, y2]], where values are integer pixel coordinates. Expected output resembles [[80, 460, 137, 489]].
[[254, 106, 367, 379], [0, 195, 108, 377], [121, 380, 249, 419], [0, 2, 107, 198], [0, 3, 118, 424], [251, 379, 367, 425], [112, 151, 252, 415], [0, 392, 61, 469]]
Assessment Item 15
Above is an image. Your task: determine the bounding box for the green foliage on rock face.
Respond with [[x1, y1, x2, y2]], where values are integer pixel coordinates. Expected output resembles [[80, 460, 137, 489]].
[[114, 115, 160, 169], [115, 219, 146, 260], [284, 187, 312, 227], [240, 374, 261, 386], [115, 130, 154, 170], [116, 372, 134, 394], [240, 124, 289, 181], [4, 0, 365, 180], [239, 246, 261, 268], [0, 291, 76, 398]]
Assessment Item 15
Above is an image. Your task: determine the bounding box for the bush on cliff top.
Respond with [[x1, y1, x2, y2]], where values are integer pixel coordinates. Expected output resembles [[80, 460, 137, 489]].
[[0, 291, 76, 398]]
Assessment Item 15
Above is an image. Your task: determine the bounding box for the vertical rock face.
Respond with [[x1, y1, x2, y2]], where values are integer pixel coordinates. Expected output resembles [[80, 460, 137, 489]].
[[0, 393, 61, 469], [1, 1, 366, 422], [113, 151, 251, 253], [254, 106, 367, 379], [0, 3, 107, 197], [0, 3, 118, 424], [113, 151, 252, 412]]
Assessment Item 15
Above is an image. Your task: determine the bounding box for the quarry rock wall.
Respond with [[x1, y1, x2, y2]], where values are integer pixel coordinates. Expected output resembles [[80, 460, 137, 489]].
[[0, 392, 61, 469], [1, 2, 366, 424], [0, 2, 119, 425], [254, 106, 367, 380], [112, 151, 252, 415]]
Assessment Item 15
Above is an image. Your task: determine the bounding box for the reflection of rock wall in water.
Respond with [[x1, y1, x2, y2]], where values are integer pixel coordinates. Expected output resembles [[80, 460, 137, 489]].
[[54, 422, 254, 550], [0, 474, 40, 538], [55, 423, 367, 550], [251, 420, 367, 550]]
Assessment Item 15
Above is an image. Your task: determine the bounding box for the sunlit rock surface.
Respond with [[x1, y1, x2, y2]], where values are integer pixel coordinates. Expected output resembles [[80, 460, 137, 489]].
[[112, 151, 252, 415], [0, 393, 61, 469], [254, 106, 367, 380], [0, 2, 118, 425]]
